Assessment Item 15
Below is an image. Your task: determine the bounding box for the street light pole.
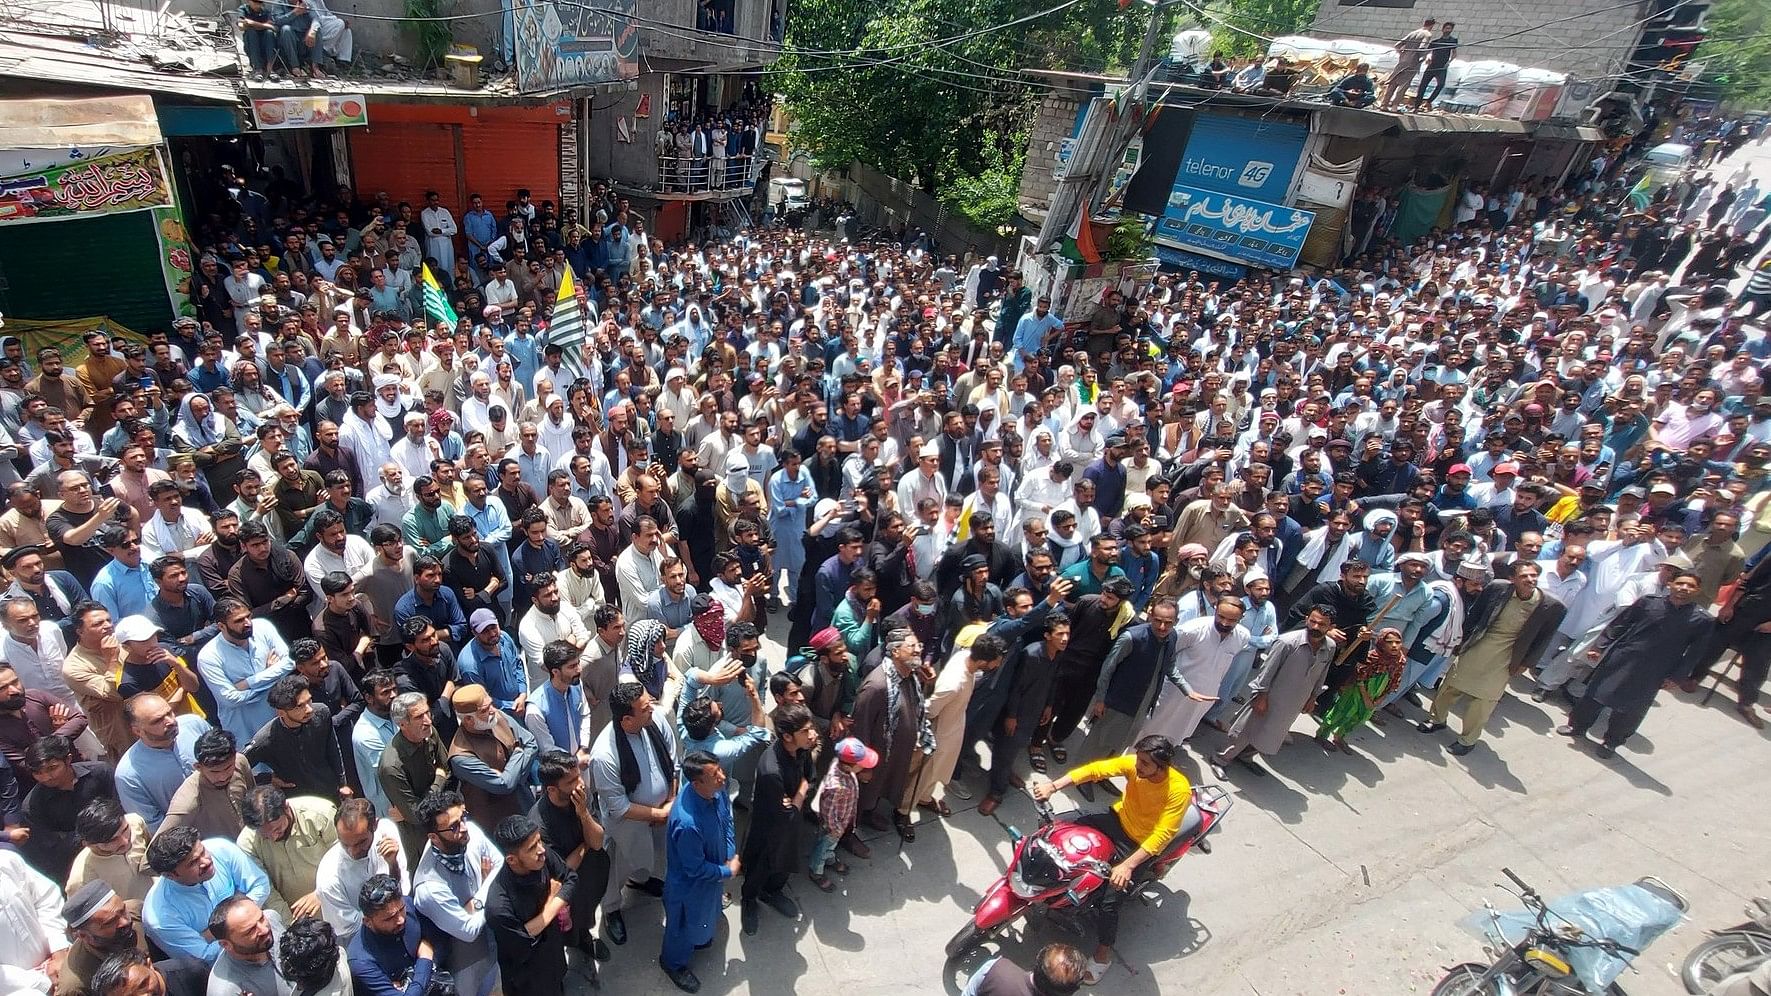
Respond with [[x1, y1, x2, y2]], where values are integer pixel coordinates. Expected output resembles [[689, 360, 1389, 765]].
[[1032, 0, 1169, 254]]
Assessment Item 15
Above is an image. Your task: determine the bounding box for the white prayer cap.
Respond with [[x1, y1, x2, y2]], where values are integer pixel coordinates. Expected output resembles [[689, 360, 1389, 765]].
[[918, 441, 940, 459], [373, 374, 401, 390], [667, 367, 687, 382], [1243, 567, 1269, 585], [1397, 552, 1433, 567]]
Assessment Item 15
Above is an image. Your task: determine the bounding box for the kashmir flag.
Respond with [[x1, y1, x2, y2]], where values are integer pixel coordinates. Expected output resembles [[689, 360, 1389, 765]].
[[1624, 173, 1655, 211], [420, 263, 459, 328], [547, 267, 590, 384]]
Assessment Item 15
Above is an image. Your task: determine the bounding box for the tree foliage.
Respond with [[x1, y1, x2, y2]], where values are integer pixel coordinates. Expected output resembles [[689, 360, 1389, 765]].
[[1204, 0, 1323, 60], [1695, 0, 1771, 106], [772, 0, 1152, 200]]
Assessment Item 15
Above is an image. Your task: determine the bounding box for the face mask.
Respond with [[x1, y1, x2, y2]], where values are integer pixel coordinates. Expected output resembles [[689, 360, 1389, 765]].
[[914, 602, 936, 616]]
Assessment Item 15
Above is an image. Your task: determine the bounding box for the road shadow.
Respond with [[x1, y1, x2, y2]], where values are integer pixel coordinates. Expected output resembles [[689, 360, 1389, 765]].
[[939, 889, 1199, 996], [1558, 735, 1673, 795]]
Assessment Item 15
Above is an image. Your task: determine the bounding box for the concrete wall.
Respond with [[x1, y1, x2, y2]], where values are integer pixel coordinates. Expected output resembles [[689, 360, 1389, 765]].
[[1306, 0, 1649, 80], [175, 0, 777, 72], [844, 161, 1019, 259], [1018, 89, 1089, 217], [585, 72, 670, 189]]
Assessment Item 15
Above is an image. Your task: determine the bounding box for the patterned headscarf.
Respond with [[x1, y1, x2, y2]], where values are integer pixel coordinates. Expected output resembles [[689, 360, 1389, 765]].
[[622, 619, 667, 691]]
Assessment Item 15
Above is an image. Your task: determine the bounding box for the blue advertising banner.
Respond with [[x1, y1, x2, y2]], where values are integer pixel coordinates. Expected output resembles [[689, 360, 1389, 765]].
[[1153, 244, 1248, 281], [1154, 183, 1315, 271], [1177, 113, 1308, 203]]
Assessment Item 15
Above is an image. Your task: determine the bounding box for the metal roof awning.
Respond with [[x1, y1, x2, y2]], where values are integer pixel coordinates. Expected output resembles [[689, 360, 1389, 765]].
[[1532, 121, 1605, 141], [0, 93, 163, 148], [1391, 111, 1531, 134], [0, 34, 242, 104]]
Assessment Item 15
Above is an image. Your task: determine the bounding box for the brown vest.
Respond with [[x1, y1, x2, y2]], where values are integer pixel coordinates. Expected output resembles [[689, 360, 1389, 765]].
[[448, 718, 525, 829]]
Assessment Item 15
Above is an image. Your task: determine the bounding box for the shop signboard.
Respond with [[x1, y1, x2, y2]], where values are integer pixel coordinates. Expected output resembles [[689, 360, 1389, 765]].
[[0, 146, 172, 225], [251, 94, 368, 130], [1154, 183, 1314, 271]]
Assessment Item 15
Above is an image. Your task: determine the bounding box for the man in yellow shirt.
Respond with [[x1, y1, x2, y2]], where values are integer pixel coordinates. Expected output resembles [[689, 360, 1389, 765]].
[[1032, 734, 1192, 985]]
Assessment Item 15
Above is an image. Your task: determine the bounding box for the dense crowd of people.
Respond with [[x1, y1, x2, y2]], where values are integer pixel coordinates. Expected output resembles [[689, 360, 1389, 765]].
[[0, 114, 1766, 996]]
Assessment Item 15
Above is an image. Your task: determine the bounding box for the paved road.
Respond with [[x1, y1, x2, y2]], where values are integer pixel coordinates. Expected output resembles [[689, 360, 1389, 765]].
[[586, 138, 1771, 996]]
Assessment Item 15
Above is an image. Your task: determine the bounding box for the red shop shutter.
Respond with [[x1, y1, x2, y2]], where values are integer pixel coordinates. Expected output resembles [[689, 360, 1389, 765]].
[[349, 121, 460, 208], [461, 120, 560, 212]]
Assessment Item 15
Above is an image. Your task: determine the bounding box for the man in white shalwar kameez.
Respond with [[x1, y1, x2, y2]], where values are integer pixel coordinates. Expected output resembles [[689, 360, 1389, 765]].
[[421, 194, 458, 274], [1138, 600, 1249, 746]]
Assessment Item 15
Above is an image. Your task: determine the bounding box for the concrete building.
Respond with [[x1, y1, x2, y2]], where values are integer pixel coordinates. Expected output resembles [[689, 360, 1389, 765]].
[[1304, 0, 1706, 82]]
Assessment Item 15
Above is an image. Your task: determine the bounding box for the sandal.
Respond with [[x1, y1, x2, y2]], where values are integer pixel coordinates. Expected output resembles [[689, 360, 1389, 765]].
[[1050, 745, 1068, 764], [809, 873, 835, 893], [828, 858, 850, 875], [918, 799, 953, 817], [1028, 747, 1048, 773], [894, 814, 916, 842]]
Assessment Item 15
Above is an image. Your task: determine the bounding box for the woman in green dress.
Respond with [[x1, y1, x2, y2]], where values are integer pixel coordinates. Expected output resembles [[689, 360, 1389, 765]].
[[1316, 627, 1407, 753]]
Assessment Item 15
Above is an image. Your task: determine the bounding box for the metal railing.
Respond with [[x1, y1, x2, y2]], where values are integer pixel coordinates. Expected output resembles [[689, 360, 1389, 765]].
[[654, 153, 765, 194]]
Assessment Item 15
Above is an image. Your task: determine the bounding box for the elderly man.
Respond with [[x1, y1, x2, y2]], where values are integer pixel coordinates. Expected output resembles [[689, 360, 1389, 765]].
[[238, 785, 338, 921], [379, 691, 450, 864], [447, 683, 539, 831]]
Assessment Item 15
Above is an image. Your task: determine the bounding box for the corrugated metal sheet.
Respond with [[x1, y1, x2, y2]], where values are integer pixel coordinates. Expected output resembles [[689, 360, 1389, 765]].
[[0, 34, 242, 104], [349, 121, 460, 210], [0, 94, 162, 148], [462, 119, 561, 210]]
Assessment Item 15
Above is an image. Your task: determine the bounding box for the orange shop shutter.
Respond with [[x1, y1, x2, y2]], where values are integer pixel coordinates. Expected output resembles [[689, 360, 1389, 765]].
[[461, 118, 561, 212], [349, 121, 460, 209]]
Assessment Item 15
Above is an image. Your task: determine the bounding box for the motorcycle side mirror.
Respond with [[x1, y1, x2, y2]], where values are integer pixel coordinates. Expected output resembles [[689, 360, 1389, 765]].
[[1007, 825, 1023, 843]]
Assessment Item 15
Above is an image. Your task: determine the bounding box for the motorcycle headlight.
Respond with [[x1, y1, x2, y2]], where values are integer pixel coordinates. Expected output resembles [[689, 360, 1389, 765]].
[[1524, 948, 1573, 979]]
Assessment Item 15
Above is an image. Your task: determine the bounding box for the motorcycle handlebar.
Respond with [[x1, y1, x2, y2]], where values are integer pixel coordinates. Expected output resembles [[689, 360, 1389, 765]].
[[1502, 867, 1532, 894]]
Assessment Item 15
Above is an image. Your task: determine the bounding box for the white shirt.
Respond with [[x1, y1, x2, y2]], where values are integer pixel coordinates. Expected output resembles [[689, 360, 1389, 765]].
[[0, 624, 75, 706], [141, 506, 213, 564], [517, 603, 592, 684], [304, 535, 378, 605], [0, 850, 69, 972], [315, 817, 407, 945]]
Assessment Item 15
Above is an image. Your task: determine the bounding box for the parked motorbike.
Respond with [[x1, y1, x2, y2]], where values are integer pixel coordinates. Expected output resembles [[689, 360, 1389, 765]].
[[1433, 869, 1687, 996], [1680, 898, 1771, 994], [943, 784, 1232, 960]]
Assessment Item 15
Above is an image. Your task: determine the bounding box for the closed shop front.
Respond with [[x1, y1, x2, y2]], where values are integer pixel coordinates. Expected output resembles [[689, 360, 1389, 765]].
[[0, 211, 170, 332], [348, 102, 568, 213]]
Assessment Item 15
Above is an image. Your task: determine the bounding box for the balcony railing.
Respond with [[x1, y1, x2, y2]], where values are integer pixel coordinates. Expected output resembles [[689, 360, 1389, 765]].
[[653, 153, 766, 195]]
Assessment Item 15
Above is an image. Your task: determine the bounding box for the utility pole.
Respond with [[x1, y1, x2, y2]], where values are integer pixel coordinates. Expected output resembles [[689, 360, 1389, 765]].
[[1032, 0, 1169, 254]]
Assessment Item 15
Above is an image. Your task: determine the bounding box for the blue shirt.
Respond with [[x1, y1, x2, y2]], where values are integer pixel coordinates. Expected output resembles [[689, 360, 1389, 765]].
[[457, 631, 526, 709], [1013, 311, 1064, 362], [115, 713, 209, 830], [348, 898, 433, 996], [144, 837, 273, 959], [394, 586, 469, 645], [195, 626, 293, 745], [91, 560, 151, 622], [352, 709, 399, 817]]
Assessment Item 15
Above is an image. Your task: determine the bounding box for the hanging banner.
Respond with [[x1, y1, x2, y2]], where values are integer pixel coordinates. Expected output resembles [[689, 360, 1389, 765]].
[[251, 94, 368, 130], [0, 146, 171, 225], [1154, 183, 1315, 271], [512, 0, 640, 93]]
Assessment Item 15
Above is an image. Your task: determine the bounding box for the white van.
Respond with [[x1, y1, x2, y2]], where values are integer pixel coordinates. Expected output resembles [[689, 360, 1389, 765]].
[[1640, 142, 1695, 189], [768, 177, 809, 213]]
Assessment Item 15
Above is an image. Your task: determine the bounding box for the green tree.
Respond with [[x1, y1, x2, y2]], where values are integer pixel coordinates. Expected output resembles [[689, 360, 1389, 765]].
[[1203, 0, 1323, 60], [772, 0, 1151, 199], [1695, 0, 1771, 105]]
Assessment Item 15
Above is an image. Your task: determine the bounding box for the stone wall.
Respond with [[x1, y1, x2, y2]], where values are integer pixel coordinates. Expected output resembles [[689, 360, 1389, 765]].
[[1305, 0, 1648, 80], [1018, 90, 1088, 218]]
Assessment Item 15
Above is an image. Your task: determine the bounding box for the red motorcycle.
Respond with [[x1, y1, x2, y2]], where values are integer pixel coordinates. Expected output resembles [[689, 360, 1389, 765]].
[[945, 784, 1233, 959]]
